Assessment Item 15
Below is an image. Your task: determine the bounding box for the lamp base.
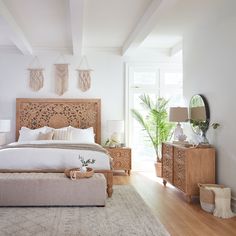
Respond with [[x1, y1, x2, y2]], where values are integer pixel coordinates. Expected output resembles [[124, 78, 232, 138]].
[[173, 123, 182, 140], [173, 123, 187, 141]]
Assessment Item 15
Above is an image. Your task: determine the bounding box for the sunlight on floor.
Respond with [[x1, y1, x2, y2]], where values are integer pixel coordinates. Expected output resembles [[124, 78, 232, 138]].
[[132, 158, 156, 172], [132, 157, 175, 189], [135, 171, 174, 189]]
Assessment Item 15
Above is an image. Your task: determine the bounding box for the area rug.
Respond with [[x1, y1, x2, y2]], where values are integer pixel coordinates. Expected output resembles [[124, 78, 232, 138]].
[[0, 185, 169, 236]]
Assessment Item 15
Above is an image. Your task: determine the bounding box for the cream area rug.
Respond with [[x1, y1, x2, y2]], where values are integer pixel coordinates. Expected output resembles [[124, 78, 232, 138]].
[[0, 185, 169, 236]]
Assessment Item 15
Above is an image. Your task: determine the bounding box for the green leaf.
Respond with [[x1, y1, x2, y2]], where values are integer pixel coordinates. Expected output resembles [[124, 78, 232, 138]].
[[131, 94, 174, 161]]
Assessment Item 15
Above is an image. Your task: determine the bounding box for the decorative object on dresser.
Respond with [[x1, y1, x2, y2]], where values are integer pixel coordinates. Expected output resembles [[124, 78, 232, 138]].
[[0, 120, 11, 146], [162, 142, 215, 202], [169, 107, 188, 142], [131, 94, 173, 177], [105, 147, 131, 175]]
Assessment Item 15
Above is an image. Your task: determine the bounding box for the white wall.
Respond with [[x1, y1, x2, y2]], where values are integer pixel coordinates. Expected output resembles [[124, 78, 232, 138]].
[[183, 14, 236, 200], [0, 51, 125, 144], [0, 48, 175, 145]]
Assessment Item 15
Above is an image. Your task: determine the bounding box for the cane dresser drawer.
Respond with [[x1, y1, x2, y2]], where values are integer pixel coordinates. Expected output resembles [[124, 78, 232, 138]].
[[162, 144, 174, 184], [162, 143, 215, 202]]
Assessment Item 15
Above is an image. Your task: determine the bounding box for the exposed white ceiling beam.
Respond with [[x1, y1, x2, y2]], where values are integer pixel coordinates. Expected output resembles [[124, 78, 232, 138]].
[[0, 0, 33, 55], [122, 0, 178, 56], [69, 0, 84, 55], [169, 41, 182, 57]]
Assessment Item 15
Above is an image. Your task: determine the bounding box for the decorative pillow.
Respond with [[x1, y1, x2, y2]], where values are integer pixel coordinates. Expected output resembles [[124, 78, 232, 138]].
[[37, 131, 54, 140], [18, 126, 48, 142], [53, 127, 71, 140], [70, 126, 95, 143]]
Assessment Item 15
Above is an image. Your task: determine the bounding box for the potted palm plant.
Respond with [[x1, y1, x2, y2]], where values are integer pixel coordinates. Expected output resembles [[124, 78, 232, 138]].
[[131, 94, 173, 177]]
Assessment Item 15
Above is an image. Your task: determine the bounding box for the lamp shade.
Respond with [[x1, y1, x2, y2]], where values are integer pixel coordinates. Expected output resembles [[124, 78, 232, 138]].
[[0, 120, 11, 132], [169, 107, 188, 122], [107, 120, 124, 134], [190, 106, 206, 121]]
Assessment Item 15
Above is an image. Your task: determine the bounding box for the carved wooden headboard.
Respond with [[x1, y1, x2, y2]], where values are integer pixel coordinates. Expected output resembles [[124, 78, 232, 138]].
[[16, 98, 101, 144]]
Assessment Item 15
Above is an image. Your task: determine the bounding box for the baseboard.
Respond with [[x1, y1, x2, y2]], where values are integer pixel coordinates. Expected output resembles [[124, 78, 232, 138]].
[[231, 197, 236, 213]]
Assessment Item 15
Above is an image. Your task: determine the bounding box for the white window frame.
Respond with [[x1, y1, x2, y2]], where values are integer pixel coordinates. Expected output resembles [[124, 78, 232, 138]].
[[125, 62, 182, 147]]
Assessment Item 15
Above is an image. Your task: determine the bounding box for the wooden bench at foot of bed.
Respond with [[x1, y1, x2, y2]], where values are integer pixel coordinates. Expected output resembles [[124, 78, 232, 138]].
[[0, 173, 107, 206]]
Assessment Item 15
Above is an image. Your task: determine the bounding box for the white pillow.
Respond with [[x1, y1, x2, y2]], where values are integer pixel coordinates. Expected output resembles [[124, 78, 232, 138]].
[[70, 126, 95, 143], [53, 127, 71, 140], [18, 126, 48, 142]]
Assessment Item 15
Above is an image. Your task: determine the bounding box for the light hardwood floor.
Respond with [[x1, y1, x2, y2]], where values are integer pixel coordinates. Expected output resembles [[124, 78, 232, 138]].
[[113, 171, 236, 236]]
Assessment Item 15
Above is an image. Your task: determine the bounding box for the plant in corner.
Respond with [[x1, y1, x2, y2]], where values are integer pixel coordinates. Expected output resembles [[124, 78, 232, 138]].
[[131, 94, 174, 177]]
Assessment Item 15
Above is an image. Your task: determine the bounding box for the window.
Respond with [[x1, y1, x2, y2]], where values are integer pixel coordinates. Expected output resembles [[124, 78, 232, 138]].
[[126, 62, 183, 171]]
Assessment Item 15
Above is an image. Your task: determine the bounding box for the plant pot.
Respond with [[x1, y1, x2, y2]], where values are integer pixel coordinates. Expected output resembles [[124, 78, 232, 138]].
[[154, 161, 162, 177]]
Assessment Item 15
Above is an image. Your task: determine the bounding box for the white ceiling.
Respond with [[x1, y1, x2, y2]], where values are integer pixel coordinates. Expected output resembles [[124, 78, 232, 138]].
[[0, 0, 234, 55]]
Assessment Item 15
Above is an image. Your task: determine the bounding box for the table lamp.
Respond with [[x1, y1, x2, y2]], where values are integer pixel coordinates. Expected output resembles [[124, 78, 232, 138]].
[[169, 107, 188, 141], [107, 120, 124, 147], [0, 119, 11, 145]]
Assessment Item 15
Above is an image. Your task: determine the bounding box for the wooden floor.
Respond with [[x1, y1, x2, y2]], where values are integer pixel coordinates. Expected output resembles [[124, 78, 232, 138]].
[[113, 171, 236, 236]]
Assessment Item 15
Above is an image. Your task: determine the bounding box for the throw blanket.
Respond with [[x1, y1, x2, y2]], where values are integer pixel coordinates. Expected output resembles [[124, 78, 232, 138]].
[[206, 187, 235, 218], [2, 143, 109, 155]]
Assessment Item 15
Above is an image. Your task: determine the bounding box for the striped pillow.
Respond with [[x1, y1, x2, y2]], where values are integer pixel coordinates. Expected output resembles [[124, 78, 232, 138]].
[[53, 127, 71, 140]]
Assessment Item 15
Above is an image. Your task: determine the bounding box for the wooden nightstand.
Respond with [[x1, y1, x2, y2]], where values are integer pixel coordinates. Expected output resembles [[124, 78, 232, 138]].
[[105, 147, 132, 175]]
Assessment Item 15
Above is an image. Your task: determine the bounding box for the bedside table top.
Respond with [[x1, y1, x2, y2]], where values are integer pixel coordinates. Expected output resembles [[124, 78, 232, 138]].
[[104, 147, 131, 150]]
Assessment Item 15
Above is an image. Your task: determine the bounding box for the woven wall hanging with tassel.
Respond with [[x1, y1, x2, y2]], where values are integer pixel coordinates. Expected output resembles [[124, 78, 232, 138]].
[[54, 54, 69, 96], [76, 56, 93, 92], [28, 56, 44, 92]]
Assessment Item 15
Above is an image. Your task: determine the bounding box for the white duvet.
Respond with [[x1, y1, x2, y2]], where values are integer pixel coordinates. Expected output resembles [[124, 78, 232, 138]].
[[0, 140, 111, 171]]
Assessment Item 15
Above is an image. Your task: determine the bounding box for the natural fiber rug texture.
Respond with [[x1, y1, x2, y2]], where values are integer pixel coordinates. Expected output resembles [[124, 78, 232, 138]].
[[0, 185, 169, 236]]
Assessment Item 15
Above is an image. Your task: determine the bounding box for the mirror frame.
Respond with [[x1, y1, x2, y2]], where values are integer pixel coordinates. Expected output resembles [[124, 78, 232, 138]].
[[189, 94, 210, 134]]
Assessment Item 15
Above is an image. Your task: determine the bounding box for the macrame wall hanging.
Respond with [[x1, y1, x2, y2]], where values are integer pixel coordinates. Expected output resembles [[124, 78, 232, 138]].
[[54, 54, 69, 96], [28, 56, 44, 92], [76, 56, 93, 92]]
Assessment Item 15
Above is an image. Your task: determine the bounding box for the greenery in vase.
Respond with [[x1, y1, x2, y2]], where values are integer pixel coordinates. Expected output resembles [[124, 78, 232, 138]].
[[131, 94, 174, 162], [190, 119, 220, 133], [78, 155, 95, 167]]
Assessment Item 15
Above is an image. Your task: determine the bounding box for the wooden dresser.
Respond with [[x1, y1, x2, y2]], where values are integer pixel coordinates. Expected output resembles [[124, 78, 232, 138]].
[[162, 142, 215, 202], [105, 147, 132, 175]]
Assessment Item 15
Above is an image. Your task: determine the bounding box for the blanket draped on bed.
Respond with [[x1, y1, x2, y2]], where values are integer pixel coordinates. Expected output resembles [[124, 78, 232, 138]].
[[0, 143, 112, 172], [2, 143, 108, 154]]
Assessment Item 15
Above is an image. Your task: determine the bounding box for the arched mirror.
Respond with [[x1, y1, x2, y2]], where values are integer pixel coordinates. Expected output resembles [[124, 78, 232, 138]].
[[189, 94, 210, 137]]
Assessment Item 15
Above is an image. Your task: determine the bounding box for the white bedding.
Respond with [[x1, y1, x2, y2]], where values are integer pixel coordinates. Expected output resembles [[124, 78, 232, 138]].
[[0, 140, 111, 171]]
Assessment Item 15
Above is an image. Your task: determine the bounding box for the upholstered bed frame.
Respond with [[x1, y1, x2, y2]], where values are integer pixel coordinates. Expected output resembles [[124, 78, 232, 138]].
[[15, 98, 113, 197]]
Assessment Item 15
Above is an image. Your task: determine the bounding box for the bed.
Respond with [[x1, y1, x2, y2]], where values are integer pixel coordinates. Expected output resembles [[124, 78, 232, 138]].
[[0, 98, 113, 197]]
